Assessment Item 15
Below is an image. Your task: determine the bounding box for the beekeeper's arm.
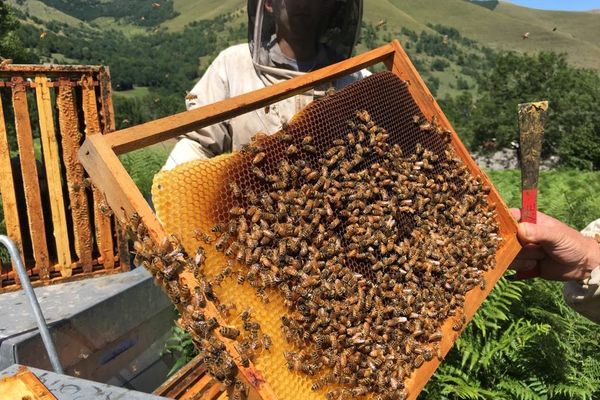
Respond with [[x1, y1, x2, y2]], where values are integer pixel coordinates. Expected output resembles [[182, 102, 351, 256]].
[[162, 51, 233, 171], [509, 209, 600, 323]]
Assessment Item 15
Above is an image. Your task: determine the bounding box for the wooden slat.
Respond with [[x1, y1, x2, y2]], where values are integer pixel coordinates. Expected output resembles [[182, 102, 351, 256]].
[[98, 67, 130, 271], [179, 374, 214, 400], [35, 76, 73, 277], [11, 76, 50, 280], [0, 90, 25, 278], [98, 67, 116, 135], [79, 135, 166, 243], [153, 355, 207, 398], [104, 44, 397, 154], [204, 381, 224, 400], [216, 391, 228, 400], [81, 74, 115, 269], [0, 64, 103, 74], [57, 77, 93, 272]]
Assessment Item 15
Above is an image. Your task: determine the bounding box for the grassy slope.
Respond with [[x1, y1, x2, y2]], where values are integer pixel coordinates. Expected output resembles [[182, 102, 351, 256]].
[[362, 0, 600, 71], [7, 0, 82, 27], [160, 0, 245, 31], [11, 0, 600, 71]]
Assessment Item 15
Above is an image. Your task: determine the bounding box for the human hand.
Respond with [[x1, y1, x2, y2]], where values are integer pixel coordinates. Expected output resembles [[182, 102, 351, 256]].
[[509, 209, 600, 281]]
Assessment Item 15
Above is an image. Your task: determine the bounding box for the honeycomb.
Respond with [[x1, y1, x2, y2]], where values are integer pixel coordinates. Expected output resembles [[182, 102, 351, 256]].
[[152, 71, 505, 399]]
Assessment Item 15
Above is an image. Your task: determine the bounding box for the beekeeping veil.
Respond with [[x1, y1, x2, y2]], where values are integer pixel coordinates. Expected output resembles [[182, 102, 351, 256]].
[[248, 0, 363, 81]]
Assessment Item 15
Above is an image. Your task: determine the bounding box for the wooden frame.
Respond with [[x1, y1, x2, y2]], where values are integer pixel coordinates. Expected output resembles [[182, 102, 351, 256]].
[[78, 41, 521, 400], [0, 65, 127, 290]]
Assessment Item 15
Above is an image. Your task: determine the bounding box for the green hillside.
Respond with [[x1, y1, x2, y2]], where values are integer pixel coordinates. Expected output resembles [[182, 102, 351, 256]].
[[7, 0, 600, 71]]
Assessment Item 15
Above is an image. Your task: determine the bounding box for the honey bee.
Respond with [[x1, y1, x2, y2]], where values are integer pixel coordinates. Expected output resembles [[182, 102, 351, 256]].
[[286, 144, 299, 156], [193, 228, 213, 244], [214, 232, 231, 251], [252, 166, 266, 180], [200, 280, 216, 301], [261, 334, 272, 350], [231, 380, 248, 400], [214, 264, 233, 285], [193, 247, 206, 268], [192, 287, 206, 308], [219, 326, 240, 339], [229, 182, 242, 198], [302, 144, 316, 154], [253, 152, 266, 165]]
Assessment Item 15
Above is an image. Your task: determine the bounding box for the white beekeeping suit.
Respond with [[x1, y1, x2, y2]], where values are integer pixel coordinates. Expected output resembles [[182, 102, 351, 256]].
[[163, 0, 366, 170], [564, 219, 600, 323]]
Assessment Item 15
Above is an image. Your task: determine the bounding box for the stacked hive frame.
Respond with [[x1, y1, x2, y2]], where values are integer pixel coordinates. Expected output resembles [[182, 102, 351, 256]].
[[78, 41, 521, 399], [0, 65, 129, 290]]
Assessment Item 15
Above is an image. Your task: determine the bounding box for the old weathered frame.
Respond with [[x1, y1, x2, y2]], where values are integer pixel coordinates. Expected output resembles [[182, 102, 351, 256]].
[[0, 64, 128, 290], [78, 41, 521, 400]]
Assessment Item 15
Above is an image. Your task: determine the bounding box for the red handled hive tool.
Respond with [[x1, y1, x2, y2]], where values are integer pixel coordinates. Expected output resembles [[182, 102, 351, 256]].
[[516, 101, 548, 279]]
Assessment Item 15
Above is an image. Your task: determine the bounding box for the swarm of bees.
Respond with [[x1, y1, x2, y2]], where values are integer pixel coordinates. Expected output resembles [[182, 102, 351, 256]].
[[201, 110, 501, 399], [131, 108, 500, 400]]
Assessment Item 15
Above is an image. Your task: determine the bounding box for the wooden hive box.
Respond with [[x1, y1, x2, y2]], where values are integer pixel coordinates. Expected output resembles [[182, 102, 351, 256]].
[[0, 65, 130, 290], [78, 41, 521, 400]]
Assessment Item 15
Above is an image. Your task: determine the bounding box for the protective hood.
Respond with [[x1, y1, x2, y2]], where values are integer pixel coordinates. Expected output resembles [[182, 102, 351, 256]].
[[247, 0, 363, 80]]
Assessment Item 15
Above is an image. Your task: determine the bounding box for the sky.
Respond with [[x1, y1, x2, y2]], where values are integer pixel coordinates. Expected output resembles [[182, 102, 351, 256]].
[[506, 0, 600, 11]]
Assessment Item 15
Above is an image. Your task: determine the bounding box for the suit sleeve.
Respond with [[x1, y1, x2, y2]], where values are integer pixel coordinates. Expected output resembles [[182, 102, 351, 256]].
[[162, 52, 233, 170], [563, 218, 600, 323]]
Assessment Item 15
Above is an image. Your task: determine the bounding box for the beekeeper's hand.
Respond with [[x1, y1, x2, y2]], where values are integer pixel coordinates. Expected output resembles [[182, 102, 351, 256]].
[[508, 209, 600, 281]]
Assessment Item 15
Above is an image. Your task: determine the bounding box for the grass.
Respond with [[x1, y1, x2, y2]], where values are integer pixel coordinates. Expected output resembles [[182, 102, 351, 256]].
[[7, 0, 82, 27], [160, 0, 245, 31], [112, 86, 152, 99], [90, 17, 149, 36]]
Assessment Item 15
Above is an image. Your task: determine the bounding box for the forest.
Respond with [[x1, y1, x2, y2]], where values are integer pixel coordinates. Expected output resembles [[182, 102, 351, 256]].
[[2, 2, 600, 398]]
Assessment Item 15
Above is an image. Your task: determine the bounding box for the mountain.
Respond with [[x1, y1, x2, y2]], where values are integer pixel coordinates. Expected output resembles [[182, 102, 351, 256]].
[[7, 0, 600, 72]]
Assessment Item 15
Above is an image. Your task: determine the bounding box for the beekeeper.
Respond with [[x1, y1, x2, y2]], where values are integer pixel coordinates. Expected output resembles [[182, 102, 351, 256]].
[[510, 210, 600, 323], [162, 0, 366, 170]]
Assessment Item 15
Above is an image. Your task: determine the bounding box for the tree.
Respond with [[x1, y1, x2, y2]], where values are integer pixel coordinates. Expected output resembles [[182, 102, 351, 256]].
[[0, 2, 36, 62], [467, 52, 600, 169]]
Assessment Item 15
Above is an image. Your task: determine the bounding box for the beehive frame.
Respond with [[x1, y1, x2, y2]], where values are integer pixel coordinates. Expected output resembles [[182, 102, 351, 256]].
[[0, 64, 129, 290], [78, 40, 521, 400]]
